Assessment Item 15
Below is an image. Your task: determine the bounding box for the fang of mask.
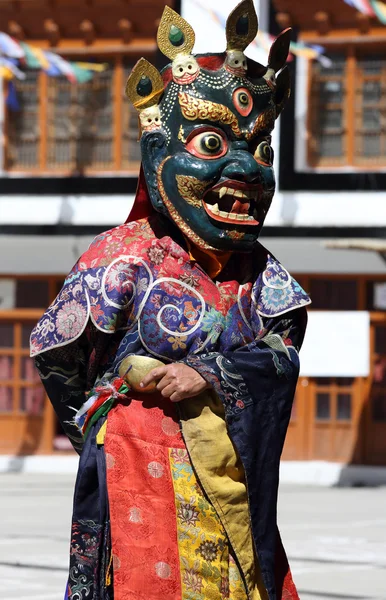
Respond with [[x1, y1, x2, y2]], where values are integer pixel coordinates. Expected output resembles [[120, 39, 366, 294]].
[[225, 50, 247, 77], [263, 67, 276, 90], [139, 106, 162, 133], [172, 54, 200, 84]]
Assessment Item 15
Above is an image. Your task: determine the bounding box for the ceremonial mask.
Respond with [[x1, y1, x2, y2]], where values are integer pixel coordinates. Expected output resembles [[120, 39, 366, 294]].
[[126, 0, 291, 252]]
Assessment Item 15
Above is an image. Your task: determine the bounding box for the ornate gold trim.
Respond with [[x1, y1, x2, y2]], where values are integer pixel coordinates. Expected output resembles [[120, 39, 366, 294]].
[[178, 92, 242, 138], [226, 0, 258, 52], [247, 106, 276, 140], [178, 125, 187, 143], [157, 158, 217, 251], [176, 175, 213, 208], [125, 58, 164, 111], [157, 6, 195, 61]]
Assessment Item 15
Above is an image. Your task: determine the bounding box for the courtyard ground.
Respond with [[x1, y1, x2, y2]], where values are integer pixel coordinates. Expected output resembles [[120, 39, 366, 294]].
[[1, 473, 385, 600]]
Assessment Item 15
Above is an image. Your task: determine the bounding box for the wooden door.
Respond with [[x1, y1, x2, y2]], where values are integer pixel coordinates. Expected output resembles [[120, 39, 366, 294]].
[[283, 375, 364, 462], [307, 377, 363, 463], [0, 310, 54, 454], [282, 378, 311, 460], [364, 315, 386, 464]]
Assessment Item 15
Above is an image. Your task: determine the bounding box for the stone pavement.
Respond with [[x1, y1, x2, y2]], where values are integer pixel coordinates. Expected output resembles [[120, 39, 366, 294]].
[[1, 473, 385, 600], [278, 486, 386, 600]]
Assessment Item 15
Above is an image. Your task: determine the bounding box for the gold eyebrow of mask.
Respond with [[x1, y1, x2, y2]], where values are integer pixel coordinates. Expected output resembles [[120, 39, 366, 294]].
[[178, 92, 243, 138], [178, 92, 276, 141], [246, 106, 276, 140]]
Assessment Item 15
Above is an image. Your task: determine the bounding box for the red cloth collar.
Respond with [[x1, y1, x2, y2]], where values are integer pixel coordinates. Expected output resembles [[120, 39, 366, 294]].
[[125, 164, 154, 223]]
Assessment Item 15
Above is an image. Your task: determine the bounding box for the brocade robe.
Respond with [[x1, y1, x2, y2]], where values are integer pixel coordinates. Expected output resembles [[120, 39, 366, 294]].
[[31, 215, 310, 599]]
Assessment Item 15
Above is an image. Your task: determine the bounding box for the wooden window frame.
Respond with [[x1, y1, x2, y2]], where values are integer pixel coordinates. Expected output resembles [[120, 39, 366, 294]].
[[0, 309, 55, 454], [307, 41, 386, 170], [4, 53, 146, 177], [293, 272, 386, 311]]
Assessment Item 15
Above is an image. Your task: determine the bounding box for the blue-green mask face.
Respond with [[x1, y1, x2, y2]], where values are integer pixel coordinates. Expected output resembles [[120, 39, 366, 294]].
[[141, 56, 290, 252], [128, 3, 291, 252]]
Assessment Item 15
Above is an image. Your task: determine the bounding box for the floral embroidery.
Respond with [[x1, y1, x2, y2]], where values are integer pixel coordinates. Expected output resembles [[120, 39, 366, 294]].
[[183, 568, 203, 593], [105, 262, 134, 291], [201, 307, 225, 334], [167, 335, 188, 351], [55, 301, 87, 339], [259, 285, 295, 313], [196, 540, 218, 562], [147, 245, 165, 265], [177, 501, 199, 526], [150, 293, 162, 309], [183, 301, 199, 323], [179, 271, 200, 288], [68, 519, 104, 600], [31, 219, 310, 365], [170, 448, 190, 464], [254, 255, 310, 318], [169, 448, 248, 600], [40, 318, 55, 337]]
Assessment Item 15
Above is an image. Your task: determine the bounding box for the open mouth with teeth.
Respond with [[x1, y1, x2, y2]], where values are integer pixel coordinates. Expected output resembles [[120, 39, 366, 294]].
[[203, 180, 262, 226]]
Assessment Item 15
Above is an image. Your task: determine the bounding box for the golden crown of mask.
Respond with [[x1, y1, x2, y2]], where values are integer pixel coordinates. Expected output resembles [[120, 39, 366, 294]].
[[125, 0, 291, 134]]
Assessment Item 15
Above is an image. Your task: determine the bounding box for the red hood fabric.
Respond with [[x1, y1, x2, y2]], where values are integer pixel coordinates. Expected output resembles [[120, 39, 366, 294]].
[[125, 164, 155, 223]]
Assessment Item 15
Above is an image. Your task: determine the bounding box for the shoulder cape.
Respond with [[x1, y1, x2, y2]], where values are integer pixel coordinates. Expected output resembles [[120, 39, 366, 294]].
[[30, 221, 311, 357]]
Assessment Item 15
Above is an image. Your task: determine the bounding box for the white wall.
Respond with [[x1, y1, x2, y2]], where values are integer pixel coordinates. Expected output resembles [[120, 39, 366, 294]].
[[300, 311, 370, 377], [0, 194, 134, 226]]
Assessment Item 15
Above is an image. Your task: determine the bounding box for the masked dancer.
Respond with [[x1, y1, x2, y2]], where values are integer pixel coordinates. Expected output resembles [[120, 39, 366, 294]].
[[31, 2, 311, 598]]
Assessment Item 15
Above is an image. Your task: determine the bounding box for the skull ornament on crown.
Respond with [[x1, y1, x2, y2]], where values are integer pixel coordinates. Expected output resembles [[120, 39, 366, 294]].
[[125, 0, 292, 252]]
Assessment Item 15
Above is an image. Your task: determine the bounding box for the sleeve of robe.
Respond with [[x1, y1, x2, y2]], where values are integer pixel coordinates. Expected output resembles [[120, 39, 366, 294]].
[[181, 306, 307, 595], [33, 323, 111, 454], [183, 306, 307, 440]]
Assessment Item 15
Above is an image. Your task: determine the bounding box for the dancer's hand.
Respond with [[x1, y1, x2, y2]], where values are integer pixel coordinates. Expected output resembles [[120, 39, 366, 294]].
[[140, 363, 211, 402]]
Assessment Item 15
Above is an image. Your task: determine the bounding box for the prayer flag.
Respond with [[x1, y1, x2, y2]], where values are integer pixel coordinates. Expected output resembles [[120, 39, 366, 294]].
[[343, 0, 376, 16], [20, 43, 50, 70], [0, 33, 24, 58], [371, 0, 386, 23], [44, 51, 76, 82], [0, 66, 14, 80], [0, 58, 25, 80], [6, 81, 20, 111]]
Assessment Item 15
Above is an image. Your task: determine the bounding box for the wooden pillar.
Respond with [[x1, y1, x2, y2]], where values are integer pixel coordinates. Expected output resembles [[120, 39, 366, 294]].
[[356, 13, 371, 35], [13, 322, 21, 413], [44, 19, 60, 47], [8, 20, 25, 40], [41, 395, 55, 453], [346, 46, 356, 166], [275, 12, 291, 30], [39, 72, 48, 171], [80, 20, 96, 45], [314, 11, 331, 36], [118, 18, 133, 44], [114, 56, 124, 170]]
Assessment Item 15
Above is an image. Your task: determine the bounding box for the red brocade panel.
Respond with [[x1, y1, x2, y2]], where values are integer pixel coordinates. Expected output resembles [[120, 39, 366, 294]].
[[105, 396, 184, 600]]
